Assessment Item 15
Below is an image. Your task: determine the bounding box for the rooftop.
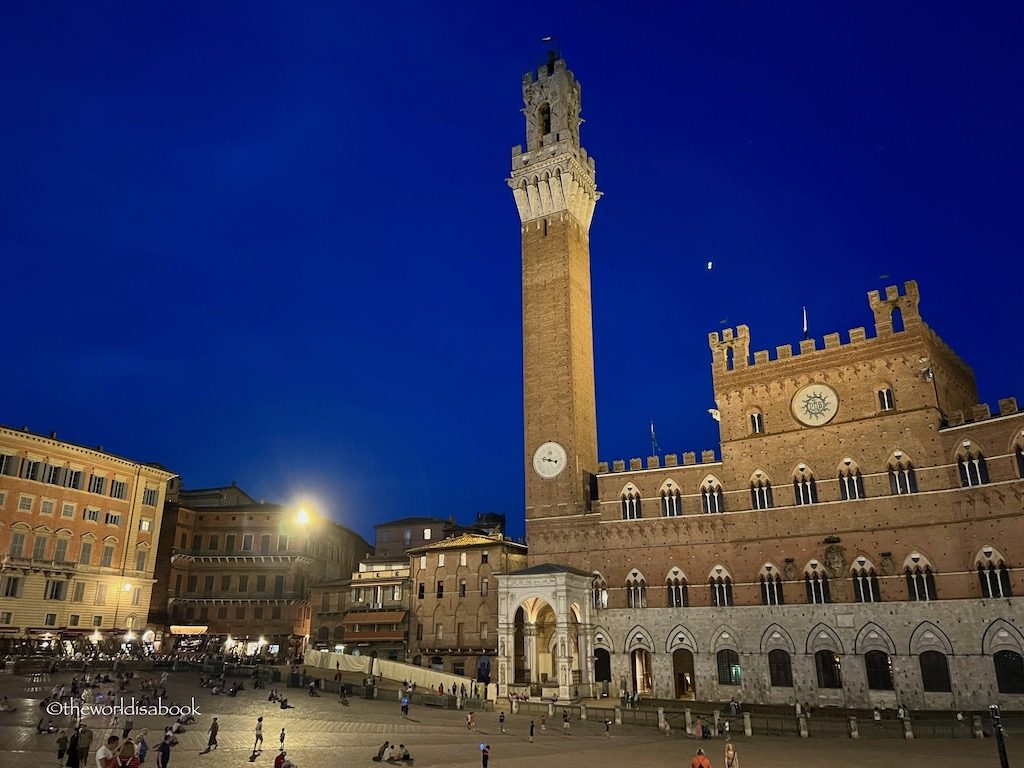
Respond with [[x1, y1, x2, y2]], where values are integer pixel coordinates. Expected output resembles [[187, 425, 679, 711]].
[[407, 533, 527, 554]]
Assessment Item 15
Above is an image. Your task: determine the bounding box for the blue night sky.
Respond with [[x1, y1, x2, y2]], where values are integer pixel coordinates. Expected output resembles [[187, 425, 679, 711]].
[[2, 3, 1021, 542]]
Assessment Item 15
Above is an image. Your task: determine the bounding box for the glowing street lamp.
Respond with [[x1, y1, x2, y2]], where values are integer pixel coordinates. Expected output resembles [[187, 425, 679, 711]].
[[296, 508, 310, 526]]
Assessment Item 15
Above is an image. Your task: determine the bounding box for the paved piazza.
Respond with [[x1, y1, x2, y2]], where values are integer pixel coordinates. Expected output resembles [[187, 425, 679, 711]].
[[0, 671, 1004, 767]]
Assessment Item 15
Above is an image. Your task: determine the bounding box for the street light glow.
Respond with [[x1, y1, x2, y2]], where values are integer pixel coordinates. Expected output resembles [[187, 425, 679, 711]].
[[123, 582, 133, 592]]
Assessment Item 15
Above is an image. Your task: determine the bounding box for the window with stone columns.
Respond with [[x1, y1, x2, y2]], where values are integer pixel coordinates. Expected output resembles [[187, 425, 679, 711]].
[[956, 441, 990, 487], [838, 458, 866, 500], [750, 471, 773, 510], [591, 572, 608, 610], [660, 480, 683, 517], [850, 556, 881, 603], [792, 464, 818, 505], [887, 453, 918, 495], [700, 476, 725, 514], [904, 552, 937, 601], [759, 563, 784, 606], [976, 546, 1013, 598], [709, 565, 733, 607], [626, 569, 647, 609], [620, 483, 642, 520], [804, 561, 830, 604], [666, 567, 688, 607]]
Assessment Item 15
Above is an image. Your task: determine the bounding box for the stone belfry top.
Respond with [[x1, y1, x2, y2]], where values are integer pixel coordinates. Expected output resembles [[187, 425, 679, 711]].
[[508, 52, 600, 229]]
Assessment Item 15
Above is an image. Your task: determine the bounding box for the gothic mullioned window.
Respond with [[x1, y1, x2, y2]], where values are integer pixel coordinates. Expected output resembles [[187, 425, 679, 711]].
[[750, 473, 773, 510], [851, 559, 881, 603], [660, 483, 683, 517], [1016, 445, 1024, 478], [666, 567, 688, 607], [792, 465, 818, 506], [592, 573, 608, 610], [838, 459, 866, 500], [621, 484, 642, 520], [976, 547, 1012, 598], [877, 386, 895, 411], [804, 562, 830, 604], [759, 563, 784, 606], [749, 410, 764, 435], [709, 566, 734, 607], [957, 444, 990, 487], [626, 570, 647, 609], [888, 455, 918, 495], [904, 553, 937, 601], [701, 477, 725, 514]]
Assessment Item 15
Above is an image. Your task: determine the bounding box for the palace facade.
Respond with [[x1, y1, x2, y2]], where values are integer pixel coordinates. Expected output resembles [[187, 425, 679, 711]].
[[496, 54, 1024, 711], [0, 426, 175, 652]]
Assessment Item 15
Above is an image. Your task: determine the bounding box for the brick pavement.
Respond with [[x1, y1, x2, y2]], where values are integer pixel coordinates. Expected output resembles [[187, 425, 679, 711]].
[[0, 670, 1005, 767]]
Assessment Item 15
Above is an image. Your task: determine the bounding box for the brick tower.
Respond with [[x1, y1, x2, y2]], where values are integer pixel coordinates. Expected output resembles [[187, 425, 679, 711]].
[[510, 53, 601, 541]]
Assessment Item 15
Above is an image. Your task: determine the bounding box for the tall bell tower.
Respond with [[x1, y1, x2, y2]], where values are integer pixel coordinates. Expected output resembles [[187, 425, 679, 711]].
[[510, 53, 601, 534]]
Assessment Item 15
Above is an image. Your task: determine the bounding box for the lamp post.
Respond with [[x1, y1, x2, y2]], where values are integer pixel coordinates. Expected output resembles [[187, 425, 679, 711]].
[[990, 705, 1010, 768]]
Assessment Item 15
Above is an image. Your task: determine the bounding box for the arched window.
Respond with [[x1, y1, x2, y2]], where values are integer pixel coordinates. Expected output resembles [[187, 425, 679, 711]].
[[709, 566, 733, 607], [759, 563, 784, 606], [538, 103, 551, 136], [977, 547, 1013, 598], [768, 649, 793, 687], [621, 485, 642, 520], [626, 571, 647, 609], [888, 455, 918, 495], [666, 568, 688, 608], [957, 443, 990, 487], [805, 562, 830, 605], [316, 626, 329, 641], [792, 465, 818, 506], [865, 650, 894, 690], [592, 574, 608, 610], [838, 459, 866, 500], [701, 477, 725, 514], [851, 559, 880, 603], [904, 553, 937, 601], [994, 650, 1024, 694], [814, 650, 843, 689], [919, 651, 952, 693], [877, 386, 896, 411], [717, 649, 741, 685], [750, 473, 773, 510], [1016, 444, 1024, 478], [749, 409, 764, 435], [660, 483, 683, 517]]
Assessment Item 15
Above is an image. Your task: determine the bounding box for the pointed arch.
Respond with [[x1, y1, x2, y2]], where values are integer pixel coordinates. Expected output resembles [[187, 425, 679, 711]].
[[982, 619, 1024, 655], [711, 625, 741, 653], [592, 625, 614, 653], [591, 570, 608, 610], [837, 456, 867, 500], [759, 562, 785, 606], [954, 438, 990, 486], [908, 621, 954, 656], [709, 564, 734, 607], [854, 622, 897, 655], [887, 450, 918, 494], [625, 624, 654, 652], [749, 469, 774, 510], [620, 482, 642, 520], [625, 567, 647, 609], [666, 624, 698, 653], [760, 623, 796, 654], [659, 479, 683, 517], [791, 462, 819, 505], [699, 474, 725, 514], [806, 623, 845, 655], [976, 545, 1013, 598]]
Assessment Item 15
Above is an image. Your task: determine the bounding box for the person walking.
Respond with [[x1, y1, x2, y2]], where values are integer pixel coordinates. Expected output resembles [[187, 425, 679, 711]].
[[724, 741, 739, 768], [137, 731, 149, 765], [694, 716, 704, 741], [78, 726, 93, 764], [540, 715, 546, 732], [96, 735, 120, 768], [480, 744, 490, 768], [204, 718, 218, 753], [58, 730, 69, 763], [529, 720, 535, 743], [253, 717, 264, 755], [66, 727, 81, 768], [690, 747, 711, 768], [155, 735, 172, 768], [562, 711, 570, 735], [279, 728, 286, 749], [604, 719, 612, 738], [499, 711, 506, 734]]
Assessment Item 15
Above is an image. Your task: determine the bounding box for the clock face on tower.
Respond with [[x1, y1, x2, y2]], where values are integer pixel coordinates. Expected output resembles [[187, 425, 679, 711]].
[[791, 383, 840, 426], [532, 441, 568, 479]]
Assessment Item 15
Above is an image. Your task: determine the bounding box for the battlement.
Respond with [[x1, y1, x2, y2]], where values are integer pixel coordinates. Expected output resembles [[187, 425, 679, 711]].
[[709, 281, 930, 376], [943, 397, 1021, 428], [523, 51, 571, 85], [598, 449, 718, 475]]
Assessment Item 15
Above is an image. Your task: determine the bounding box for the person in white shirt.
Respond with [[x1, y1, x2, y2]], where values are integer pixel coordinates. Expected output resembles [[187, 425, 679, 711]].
[[96, 735, 119, 768]]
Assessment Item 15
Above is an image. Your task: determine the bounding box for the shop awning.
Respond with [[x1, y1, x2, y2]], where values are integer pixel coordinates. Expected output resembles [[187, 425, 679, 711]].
[[341, 611, 407, 625]]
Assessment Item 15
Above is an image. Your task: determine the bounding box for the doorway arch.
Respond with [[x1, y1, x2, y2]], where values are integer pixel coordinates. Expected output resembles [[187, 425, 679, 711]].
[[631, 649, 653, 695], [673, 649, 696, 699], [595, 648, 612, 683]]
